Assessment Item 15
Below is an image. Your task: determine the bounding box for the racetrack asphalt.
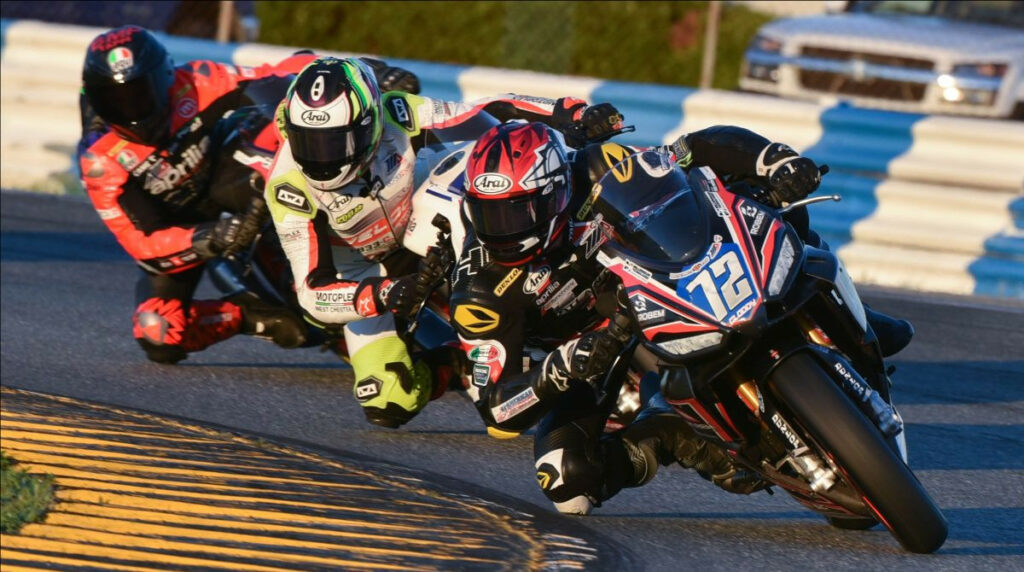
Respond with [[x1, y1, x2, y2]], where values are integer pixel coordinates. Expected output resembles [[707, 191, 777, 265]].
[[2, 189, 1022, 570]]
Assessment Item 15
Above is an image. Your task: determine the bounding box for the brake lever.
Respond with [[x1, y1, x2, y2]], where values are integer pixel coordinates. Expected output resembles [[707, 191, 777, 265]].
[[778, 163, 835, 214], [779, 194, 841, 214], [588, 125, 636, 145]]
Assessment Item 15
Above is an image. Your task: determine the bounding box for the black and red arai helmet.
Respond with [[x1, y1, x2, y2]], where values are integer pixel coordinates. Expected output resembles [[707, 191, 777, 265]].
[[464, 121, 572, 265]]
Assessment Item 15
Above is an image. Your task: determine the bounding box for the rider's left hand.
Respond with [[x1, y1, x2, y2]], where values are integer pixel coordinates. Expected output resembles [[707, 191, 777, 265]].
[[377, 65, 420, 94]]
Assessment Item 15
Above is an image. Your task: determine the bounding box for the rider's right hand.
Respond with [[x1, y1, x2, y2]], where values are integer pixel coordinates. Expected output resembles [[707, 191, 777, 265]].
[[544, 329, 625, 389], [575, 103, 624, 145], [192, 214, 253, 259], [756, 142, 822, 206], [386, 245, 452, 317]]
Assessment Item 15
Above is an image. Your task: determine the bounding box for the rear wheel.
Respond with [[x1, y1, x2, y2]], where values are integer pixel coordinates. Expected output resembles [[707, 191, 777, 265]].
[[768, 352, 947, 553]]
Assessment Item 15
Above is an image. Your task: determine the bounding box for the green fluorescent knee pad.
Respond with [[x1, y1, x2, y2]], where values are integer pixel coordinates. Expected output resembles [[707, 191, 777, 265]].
[[350, 336, 432, 424]]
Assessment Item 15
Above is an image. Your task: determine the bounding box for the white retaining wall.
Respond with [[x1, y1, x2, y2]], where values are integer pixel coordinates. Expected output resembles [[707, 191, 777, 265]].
[[2, 20, 1021, 298]]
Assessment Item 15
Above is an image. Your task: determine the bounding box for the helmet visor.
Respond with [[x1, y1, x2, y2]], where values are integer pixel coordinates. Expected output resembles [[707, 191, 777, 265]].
[[286, 119, 379, 181], [465, 190, 562, 239], [86, 69, 173, 127]]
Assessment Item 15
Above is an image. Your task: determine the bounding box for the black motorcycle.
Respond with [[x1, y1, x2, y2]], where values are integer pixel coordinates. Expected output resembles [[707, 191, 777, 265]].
[[588, 150, 947, 553]]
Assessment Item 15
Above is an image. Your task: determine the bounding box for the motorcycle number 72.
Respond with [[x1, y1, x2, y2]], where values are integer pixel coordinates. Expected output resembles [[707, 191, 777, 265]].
[[675, 244, 759, 324]]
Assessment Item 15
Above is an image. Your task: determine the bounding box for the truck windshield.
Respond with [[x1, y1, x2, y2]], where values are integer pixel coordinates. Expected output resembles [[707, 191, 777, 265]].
[[852, 1, 1024, 28]]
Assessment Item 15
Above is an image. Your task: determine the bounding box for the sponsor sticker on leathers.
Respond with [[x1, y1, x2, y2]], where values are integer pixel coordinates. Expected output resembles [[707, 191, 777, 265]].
[[274, 183, 313, 215], [523, 265, 551, 294], [454, 304, 501, 334], [493, 267, 523, 296]]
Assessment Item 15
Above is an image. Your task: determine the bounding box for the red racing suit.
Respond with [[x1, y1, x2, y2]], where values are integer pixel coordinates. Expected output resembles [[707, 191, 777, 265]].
[[79, 54, 315, 274], [77, 53, 315, 363]]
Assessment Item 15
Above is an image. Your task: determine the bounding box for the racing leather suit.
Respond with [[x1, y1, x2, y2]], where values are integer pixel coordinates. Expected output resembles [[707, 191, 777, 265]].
[[450, 126, 816, 511], [78, 54, 318, 364], [265, 92, 604, 427]]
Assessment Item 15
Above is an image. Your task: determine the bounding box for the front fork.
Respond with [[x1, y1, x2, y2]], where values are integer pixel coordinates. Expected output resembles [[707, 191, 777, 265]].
[[793, 311, 909, 462], [730, 312, 909, 495]]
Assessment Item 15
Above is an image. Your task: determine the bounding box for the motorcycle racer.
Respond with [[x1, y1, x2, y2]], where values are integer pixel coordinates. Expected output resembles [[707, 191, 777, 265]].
[[76, 26, 415, 365], [450, 120, 913, 514], [264, 56, 624, 429]]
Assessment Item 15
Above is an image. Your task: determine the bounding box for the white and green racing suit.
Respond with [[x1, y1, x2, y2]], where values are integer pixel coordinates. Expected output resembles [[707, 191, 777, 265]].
[[265, 91, 592, 427]]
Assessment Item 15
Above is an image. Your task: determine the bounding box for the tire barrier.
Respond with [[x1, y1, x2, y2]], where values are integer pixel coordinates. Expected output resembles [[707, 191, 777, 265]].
[[2, 19, 1021, 298]]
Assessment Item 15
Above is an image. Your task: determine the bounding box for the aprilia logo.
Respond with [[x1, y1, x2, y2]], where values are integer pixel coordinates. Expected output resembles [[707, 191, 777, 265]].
[[143, 137, 210, 194]]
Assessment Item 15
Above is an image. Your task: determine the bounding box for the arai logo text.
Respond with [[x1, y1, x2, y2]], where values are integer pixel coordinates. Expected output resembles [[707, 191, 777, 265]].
[[472, 173, 513, 195], [301, 110, 330, 126]]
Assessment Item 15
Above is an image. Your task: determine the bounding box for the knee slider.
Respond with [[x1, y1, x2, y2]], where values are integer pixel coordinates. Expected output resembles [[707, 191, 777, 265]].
[[133, 306, 188, 363], [135, 310, 172, 344], [534, 447, 602, 507], [135, 337, 187, 364], [354, 360, 432, 428]]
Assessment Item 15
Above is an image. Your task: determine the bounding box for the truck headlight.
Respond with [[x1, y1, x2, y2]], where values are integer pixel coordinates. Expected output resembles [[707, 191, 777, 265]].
[[751, 34, 783, 53], [952, 63, 1008, 79], [745, 35, 783, 83], [940, 63, 1007, 106]]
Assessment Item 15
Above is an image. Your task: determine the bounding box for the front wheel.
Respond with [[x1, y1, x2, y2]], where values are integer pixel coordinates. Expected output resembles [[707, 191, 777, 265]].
[[768, 352, 948, 553]]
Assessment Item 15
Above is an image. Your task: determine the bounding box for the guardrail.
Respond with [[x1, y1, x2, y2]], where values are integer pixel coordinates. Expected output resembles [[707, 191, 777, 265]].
[[2, 19, 1022, 299]]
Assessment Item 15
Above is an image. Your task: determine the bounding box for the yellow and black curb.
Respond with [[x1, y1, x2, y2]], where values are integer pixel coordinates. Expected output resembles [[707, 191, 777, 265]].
[[0, 387, 617, 571]]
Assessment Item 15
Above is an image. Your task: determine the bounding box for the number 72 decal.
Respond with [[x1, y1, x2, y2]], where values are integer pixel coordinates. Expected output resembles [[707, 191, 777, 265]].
[[676, 244, 759, 324]]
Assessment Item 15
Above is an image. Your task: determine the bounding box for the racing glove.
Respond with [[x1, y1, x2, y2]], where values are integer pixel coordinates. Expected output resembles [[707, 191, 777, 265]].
[[360, 57, 421, 94], [542, 329, 625, 391], [666, 134, 694, 169], [555, 98, 625, 148], [354, 247, 451, 318], [756, 142, 821, 206], [192, 212, 260, 260]]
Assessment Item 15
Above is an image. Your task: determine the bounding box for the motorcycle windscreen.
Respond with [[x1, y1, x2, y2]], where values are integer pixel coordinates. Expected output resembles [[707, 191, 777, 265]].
[[591, 151, 707, 270]]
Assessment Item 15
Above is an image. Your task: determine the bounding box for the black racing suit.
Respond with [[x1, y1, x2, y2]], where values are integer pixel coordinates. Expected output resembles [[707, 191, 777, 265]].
[[449, 125, 805, 509]]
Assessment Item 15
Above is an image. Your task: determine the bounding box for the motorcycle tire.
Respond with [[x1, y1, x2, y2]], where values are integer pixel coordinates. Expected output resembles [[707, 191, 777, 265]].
[[768, 352, 948, 554]]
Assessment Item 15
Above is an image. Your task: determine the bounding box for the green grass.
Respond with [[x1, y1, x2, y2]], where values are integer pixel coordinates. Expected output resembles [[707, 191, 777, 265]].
[[1, 450, 55, 534], [256, 1, 773, 90]]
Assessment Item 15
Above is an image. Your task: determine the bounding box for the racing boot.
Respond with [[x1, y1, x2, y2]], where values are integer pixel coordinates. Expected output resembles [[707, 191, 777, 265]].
[[865, 305, 914, 357], [228, 291, 307, 349], [621, 373, 768, 494]]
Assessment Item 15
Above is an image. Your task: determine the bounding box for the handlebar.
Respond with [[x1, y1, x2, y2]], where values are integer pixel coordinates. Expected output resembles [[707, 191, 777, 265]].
[[405, 214, 455, 338]]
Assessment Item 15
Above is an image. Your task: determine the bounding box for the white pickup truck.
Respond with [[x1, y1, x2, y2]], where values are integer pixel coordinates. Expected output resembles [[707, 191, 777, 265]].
[[740, 0, 1024, 119]]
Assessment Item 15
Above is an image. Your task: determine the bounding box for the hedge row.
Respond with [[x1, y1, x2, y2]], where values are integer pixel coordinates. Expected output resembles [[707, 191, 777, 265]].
[[256, 1, 773, 90]]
